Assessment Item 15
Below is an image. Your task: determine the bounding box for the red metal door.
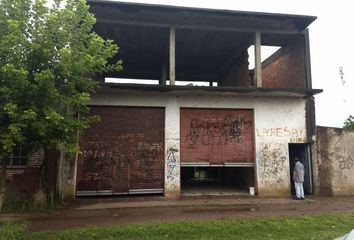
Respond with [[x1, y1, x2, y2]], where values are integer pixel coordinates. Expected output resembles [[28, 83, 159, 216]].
[[76, 106, 164, 196], [180, 108, 254, 165]]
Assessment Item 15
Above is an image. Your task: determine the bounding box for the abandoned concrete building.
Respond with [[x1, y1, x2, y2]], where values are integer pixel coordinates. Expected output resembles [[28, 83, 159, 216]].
[[74, 0, 321, 198], [9, 1, 354, 200]]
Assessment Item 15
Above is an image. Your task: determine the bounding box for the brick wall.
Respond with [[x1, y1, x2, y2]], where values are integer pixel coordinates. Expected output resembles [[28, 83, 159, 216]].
[[4, 148, 57, 199], [6, 149, 44, 180], [262, 36, 305, 88]]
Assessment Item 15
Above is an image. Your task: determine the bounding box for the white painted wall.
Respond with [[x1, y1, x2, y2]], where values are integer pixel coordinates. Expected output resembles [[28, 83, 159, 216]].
[[90, 89, 307, 196]]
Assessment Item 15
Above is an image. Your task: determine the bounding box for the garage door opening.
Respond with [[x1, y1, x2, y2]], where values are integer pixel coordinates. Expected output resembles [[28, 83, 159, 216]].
[[76, 106, 165, 196], [181, 166, 254, 196]]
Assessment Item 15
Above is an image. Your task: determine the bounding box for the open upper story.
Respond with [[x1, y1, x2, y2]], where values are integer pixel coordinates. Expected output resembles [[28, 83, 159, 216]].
[[88, 0, 322, 96]]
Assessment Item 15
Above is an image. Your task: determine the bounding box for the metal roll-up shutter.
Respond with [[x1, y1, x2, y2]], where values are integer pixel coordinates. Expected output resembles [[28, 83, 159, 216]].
[[76, 106, 165, 196], [180, 108, 254, 166]]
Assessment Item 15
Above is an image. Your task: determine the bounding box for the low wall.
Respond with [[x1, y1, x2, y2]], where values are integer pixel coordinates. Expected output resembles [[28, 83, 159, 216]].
[[314, 126, 354, 196]]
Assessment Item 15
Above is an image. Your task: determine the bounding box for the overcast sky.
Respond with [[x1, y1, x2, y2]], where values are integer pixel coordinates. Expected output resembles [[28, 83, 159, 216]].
[[103, 0, 354, 128]]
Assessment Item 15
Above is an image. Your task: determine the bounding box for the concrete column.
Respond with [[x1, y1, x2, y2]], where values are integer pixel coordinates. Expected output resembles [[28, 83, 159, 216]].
[[169, 27, 176, 85], [164, 98, 180, 198], [61, 155, 76, 201], [254, 31, 262, 87]]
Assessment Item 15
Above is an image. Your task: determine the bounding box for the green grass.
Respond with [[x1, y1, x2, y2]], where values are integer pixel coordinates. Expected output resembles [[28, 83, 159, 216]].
[[2, 213, 354, 240], [0, 221, 27, 240]]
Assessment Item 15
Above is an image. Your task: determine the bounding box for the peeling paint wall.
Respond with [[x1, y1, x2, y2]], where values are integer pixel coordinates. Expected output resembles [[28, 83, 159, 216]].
[[88, 90, 307, 197], [314, 127, 354, 196]]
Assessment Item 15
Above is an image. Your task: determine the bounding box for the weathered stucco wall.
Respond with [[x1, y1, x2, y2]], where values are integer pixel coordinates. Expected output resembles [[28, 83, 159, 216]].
[[255, 102, 306, 196], [314, 127, 354, 196], [87, 90, 307, 197]]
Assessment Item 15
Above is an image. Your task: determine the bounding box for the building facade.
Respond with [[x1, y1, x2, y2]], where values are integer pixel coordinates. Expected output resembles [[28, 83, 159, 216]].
[[72, 1, 322, 198], [5, 1, 327, 199]]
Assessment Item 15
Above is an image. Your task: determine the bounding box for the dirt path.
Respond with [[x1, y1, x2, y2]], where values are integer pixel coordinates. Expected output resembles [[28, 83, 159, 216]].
[[3, 196, 354, 232]]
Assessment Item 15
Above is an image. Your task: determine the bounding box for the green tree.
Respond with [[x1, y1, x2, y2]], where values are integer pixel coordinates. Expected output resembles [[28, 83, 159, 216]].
[[343, 115, 354, 130], [0, 0, 121, 208]]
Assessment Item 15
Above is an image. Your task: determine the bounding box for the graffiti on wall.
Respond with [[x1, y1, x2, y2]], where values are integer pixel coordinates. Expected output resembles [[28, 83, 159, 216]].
[[186, 115, 252, 145], [79, 140, 164, 188], [80, 149, 116, 190], [166, 145, 179, 189], [256, 127, 305, 143], [259, 142, 287, 185], [137, 142, 163, 167], [337, 155, 354, 170]]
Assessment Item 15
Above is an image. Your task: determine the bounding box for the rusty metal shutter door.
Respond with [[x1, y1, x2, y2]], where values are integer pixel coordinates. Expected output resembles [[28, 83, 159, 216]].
[[76, 106, 165, 196], [180, 108, 254, 166]]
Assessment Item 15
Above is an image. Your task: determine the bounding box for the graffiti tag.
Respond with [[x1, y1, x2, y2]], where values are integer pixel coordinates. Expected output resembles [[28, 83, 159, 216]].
[[256, 127, 305, 140], [338, 156, 354, 170], [166, 146, 179, 188], [186, 115, 251, 145], [259, 142, 287, 185]]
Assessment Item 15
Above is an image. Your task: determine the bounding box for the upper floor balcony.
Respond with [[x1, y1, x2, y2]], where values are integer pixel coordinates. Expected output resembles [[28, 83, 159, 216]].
[[88, 1, 322, 97]]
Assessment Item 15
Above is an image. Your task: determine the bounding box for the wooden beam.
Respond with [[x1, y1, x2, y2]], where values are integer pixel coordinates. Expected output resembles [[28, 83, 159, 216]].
[[169, 27, 176, 85], [254, 31, 262, 88]]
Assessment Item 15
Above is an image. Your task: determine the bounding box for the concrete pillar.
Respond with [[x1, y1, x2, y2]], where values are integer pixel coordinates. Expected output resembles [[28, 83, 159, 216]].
[[61, 154, 77, 202], [164, 98, 180, 198], [169, 27, 176, 85], [254, 31, 262, 87]]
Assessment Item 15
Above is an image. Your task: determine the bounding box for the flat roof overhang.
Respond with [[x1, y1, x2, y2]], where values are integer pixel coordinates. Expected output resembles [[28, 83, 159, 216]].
[[88, 1, 316, 33], [87, 1, 317, 82], [97, 83, 323, 98]]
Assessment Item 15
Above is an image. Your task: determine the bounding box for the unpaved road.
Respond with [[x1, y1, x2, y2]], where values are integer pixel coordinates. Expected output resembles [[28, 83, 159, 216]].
[[2, 196, 354, 232]]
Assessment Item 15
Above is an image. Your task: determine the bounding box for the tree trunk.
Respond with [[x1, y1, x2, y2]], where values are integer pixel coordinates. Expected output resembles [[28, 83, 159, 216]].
[[39, 147, 52, 207], [0, 159, 7, 211], [56, 145, 65, 203]]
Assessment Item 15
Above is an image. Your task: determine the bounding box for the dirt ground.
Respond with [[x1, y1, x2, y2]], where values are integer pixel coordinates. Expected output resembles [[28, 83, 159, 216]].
[[2, 195, 354, 232]]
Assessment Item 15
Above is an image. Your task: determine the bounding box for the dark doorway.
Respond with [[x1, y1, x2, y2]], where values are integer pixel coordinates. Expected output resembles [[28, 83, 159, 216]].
[[181, 166, 254, 195], [288, 143, 313, 195]]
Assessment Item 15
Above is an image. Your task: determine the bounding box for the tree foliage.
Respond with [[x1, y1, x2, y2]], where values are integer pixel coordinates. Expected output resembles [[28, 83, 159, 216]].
[[0, 0, 122, 161], [343, 115, 354, 130]]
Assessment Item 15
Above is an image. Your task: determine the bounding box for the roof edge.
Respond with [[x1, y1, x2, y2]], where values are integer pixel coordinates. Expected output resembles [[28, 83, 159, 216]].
[[97, 83, 323, 97], [87, 0, 317, 29]]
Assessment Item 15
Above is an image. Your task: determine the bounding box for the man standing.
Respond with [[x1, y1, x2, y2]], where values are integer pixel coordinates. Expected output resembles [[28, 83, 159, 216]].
[[293, 157, 305, 200]]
